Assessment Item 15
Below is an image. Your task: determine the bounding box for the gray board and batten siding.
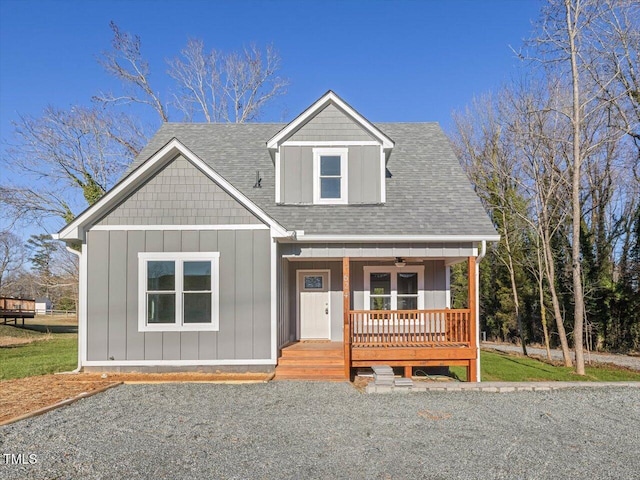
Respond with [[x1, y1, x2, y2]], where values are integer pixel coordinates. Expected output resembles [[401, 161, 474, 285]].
[[86, 229, 271, 363], [86, 154, 272, 364], [278, 259, 448, 347], [280, 145, 381, 204]]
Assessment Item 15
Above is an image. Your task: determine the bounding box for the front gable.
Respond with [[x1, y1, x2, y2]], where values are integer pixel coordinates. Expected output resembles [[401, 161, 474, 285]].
[[268, 91, 393, 206], [95, 155, 262, 227], [56, 138, 289, 241]]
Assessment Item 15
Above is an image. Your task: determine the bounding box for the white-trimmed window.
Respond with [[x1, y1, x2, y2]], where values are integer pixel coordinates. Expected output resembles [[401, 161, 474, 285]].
[[313, 147, 348, 204], [364, 266, 424, 310], [138, 252, 220, 332]]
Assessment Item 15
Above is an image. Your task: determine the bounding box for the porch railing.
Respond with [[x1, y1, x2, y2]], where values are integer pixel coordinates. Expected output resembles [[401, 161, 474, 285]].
[[348, 309, 472, 347]]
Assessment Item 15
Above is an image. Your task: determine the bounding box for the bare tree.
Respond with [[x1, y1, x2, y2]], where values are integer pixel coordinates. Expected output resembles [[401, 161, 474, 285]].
[[97, 23, 288, 124], [0, 231, 25, 295], [95, 21, 170, 122], [452, 94, 530, 355], [167, 39, 223, 122], [528, 0, 630, 374], [0, 105, 144, 226], [168, 41, 288, 123], [218, 44, 288, 123], [586, 0, 640, 152]]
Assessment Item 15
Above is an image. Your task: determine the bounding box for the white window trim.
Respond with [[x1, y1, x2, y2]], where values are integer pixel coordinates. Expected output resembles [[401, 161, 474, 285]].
[[313, 147, 348, 205], [275, 150, 281, 203], [380, 146, 386, 204], [363, 265, 425, 310], [138, 252, 220, 332]]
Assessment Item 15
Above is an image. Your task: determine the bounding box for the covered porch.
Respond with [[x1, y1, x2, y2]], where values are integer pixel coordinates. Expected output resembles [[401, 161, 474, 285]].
[[275, 242, 481, 381], [343, 257, 478, 382]]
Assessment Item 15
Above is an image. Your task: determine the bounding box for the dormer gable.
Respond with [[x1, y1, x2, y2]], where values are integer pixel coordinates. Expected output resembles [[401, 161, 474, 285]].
[[268, 91, 394, 205], [267, 91, 394, 149]]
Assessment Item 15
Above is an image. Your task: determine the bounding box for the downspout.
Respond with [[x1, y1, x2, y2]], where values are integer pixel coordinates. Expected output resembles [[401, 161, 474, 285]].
[[475, 240, 486, 381], [63, 245, 83, 373]]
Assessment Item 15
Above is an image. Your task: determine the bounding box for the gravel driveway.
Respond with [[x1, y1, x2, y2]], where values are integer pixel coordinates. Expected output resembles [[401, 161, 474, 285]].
[[1, 382, 639, 480], [482, 342, 640, 371]]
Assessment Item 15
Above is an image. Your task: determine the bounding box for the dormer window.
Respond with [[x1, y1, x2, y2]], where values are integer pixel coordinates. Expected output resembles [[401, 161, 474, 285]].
[[313, 147, 348, 204]]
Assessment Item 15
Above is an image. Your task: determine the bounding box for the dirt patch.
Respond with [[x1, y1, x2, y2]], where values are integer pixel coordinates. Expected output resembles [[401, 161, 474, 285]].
[[0, 337, 40, 347], [0, 371, 272, 425]]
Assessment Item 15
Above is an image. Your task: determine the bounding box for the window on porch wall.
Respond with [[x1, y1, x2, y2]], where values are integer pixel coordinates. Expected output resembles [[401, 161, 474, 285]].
[[367, 269, 421, 310]]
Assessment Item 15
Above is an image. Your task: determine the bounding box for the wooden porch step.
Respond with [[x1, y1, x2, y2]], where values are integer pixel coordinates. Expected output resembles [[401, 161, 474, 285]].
[[277, 356, 344, 367], [275, 341, 346, 380], [279, 342, 344, 359], [275, 365, 345, 381]]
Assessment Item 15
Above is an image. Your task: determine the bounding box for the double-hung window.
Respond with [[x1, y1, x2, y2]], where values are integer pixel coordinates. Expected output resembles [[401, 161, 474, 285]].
[[364, 266, 424, 310], [313, 147, 348, 204], [138, 252, 220, 332]]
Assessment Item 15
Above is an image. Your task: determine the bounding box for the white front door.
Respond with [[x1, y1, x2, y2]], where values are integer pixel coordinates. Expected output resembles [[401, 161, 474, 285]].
[[298, 271, 330, 339]]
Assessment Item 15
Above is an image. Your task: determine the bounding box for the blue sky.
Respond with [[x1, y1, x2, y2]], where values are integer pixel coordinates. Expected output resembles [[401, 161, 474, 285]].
[[0, 0, 542, 233], [0, 0, 541, 133]]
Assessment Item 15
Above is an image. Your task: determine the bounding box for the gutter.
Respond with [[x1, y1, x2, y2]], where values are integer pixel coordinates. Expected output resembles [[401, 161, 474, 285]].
[[63, 245, 82, 374], [476, 240, 487, 263]]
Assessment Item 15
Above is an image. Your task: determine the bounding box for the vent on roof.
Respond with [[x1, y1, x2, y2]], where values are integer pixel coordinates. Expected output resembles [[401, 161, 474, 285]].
[[253, 170, 262, 188]]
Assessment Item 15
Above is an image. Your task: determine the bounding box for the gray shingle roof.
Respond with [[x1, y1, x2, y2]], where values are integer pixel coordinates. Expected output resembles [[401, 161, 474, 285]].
[[128, 122, 497, 237]]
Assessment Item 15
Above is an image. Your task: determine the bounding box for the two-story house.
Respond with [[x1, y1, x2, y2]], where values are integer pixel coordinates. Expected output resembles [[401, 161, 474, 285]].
[[55, 91, 499, 381]]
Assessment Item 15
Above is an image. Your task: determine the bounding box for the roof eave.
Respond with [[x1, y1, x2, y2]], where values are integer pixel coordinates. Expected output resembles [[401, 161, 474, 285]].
[[286, 233, 501, 243]]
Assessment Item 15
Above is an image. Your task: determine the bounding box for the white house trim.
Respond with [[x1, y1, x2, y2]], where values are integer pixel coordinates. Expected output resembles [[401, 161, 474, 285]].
[[270, 228, 278, 364], [291, 233, 501, 243], [312, 147, 348, 205], [379, 146, 386, 204], [137, 252, 220, 332], [266, 91, 394, 150], [90, 224, 268, 231], [445, 265, 451, 309], [64, 244, 86, 370], [282, 140, 381, 147], [83, 359, 275, 367], [363, 265, 425, 310], [275, 150, 281, 203], [57, 138, 290, 241]]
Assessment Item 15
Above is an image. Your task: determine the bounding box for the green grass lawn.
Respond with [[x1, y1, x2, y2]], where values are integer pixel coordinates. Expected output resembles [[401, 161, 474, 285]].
[[450, 350, 640, 382], [0, 325, 77, 380], [2, 322, 640, 382]]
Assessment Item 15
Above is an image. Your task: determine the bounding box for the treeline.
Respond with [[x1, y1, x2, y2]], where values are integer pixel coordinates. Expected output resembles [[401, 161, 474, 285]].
[[0, 232, 78, 310], [449, 0, 639, 367]]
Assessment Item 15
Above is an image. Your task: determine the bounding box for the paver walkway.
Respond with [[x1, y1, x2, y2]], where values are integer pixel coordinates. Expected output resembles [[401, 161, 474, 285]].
[[366, 380, 640, 393], [482, 341, 640, 371]]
